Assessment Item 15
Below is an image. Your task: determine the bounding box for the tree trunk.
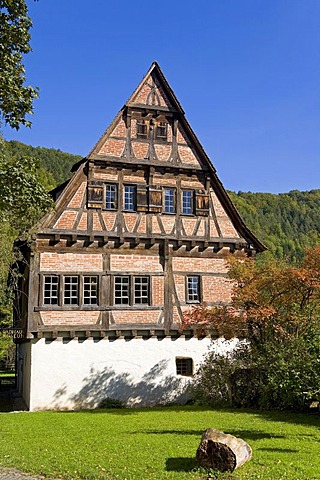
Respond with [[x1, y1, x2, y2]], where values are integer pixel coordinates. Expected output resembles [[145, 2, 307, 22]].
[[196, 428, 252, 472]]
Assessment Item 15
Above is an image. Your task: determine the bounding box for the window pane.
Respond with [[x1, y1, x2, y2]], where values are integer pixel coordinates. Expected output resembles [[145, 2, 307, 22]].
[[182, 190, 193, 215], [156, 122, 167, 140], [114, 276, 130, 305], [64, 276, 79, 305], [124, 185, 136, 211], [106, 184, 117, 209], [164, 188, 175, 213], [187, 276, 200, 303], [176, 358, 193, 376], [136, 120, 147, 139], [83, 276, 98, 305], [134, 276, 150, 305], [44, 276, 59, 305]]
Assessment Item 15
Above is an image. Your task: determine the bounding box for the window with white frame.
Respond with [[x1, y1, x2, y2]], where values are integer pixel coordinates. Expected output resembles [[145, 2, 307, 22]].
[[105, 184, 117, 210], [124, 185, 136, 211], [43, 276, 59, 305], [186, 276, 200, 303], [164, 188, 176, 213], [114, 275, 150, 306], [114, 276, 130, 305], [64, 276, 79, 305], [42, 275, 100, 307], [83, 276, 98, 305], [134, 276, 150, 304], [182, 190, 194, 215]]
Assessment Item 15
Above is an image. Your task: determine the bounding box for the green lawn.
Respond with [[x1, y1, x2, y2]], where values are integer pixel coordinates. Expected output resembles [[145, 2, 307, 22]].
[[0, 406, 319, 480], [0, 370, 15, 377]]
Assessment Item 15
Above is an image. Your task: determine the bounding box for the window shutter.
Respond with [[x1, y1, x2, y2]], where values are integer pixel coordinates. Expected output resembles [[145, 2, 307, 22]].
[[195, 190, 209, 216], [87, 181, 103, 209], [136, 185, 148, 212], [148, 186, 163, 213]]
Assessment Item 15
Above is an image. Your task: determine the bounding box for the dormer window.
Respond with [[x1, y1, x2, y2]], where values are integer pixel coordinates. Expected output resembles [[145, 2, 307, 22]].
[[156, 122, 167, 141], [136, 119, 147, 139]]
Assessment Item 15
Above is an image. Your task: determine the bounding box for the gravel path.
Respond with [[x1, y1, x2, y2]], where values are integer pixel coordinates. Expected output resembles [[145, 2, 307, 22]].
[[0, 468, 57, 480]]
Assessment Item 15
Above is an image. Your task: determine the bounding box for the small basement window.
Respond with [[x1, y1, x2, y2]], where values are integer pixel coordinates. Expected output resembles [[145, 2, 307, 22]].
[[176, 357, 193, 376]]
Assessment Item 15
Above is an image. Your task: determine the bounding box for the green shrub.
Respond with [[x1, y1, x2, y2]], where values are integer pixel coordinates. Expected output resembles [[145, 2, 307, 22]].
[[97, 397, 125, 409]]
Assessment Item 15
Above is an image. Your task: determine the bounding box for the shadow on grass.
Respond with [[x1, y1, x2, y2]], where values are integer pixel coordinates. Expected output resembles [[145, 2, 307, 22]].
[[255, 409, 320, 429], [258, 447, 298, 453], [135, 428, 285, 441], [165, 457, 198, 472]]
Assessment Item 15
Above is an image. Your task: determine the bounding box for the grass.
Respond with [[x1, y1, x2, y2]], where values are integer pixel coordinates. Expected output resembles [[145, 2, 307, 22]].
[[0, 370, 15, 377], [0, 406, 319, 480]]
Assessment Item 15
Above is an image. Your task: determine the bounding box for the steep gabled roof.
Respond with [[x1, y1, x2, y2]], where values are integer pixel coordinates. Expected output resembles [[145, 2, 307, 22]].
[[48, 62, 265, 252], [82, 62, 265, 251]]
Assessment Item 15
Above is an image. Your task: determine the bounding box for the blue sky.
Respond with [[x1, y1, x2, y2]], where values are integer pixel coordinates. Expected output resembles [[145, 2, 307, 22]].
[[3, 0, 320, 193]]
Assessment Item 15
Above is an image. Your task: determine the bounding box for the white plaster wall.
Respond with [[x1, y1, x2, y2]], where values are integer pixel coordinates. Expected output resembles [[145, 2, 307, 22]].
[[28, 336, 239, 411]]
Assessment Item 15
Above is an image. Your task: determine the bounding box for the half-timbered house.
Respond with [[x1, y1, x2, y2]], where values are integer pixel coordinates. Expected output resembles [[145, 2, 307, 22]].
[[15, 62, 265, 410]]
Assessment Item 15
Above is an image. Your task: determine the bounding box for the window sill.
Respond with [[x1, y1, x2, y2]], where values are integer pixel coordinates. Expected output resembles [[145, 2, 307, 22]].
[[35, 306, 163, 312], [35, 306, 103, 311]]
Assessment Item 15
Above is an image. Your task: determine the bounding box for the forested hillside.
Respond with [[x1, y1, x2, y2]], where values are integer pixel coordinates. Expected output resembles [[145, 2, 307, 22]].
[[6, 140, 82, 186], [229, 190, 320, 262], [5, 141, 320, 262]]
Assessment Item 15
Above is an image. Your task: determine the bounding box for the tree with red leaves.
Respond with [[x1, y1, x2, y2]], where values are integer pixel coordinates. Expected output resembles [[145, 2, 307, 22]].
[[185, 246, 320, 410]]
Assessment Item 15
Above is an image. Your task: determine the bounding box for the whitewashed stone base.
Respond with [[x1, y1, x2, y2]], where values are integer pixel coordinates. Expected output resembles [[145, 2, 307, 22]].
[[18, 336, 239, 411]]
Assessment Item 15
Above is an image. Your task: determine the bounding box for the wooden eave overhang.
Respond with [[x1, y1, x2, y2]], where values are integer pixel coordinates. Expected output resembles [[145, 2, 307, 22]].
[[28, 326, 231, 341], [89, 154, 206, 173], [35, 229, 248, 252]]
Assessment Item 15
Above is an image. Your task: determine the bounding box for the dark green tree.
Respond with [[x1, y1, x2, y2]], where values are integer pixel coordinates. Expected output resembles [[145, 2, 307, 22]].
[[0, 140, 52, 368], [0, 0, 38, 129]]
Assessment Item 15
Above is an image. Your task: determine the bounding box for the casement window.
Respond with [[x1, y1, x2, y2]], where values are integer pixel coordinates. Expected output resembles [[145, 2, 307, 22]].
[[136, 119, 147, 139], [182, 190, 194, 215], [164, 188, 176, 214], [186, 276, 200, 303], [63, 276, 79, 305], [42, 275, 99, 307], [83, 276, 98, 305], [134, 276, 150, 304], [105, 184, 117, 210], [43, 276, 59, 305], [114, 275, 150, 306], [155, 122, 167, 141], [124, 185, 136, 211], [176, 357, 193, 376], [114, 276, 130, 305]]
